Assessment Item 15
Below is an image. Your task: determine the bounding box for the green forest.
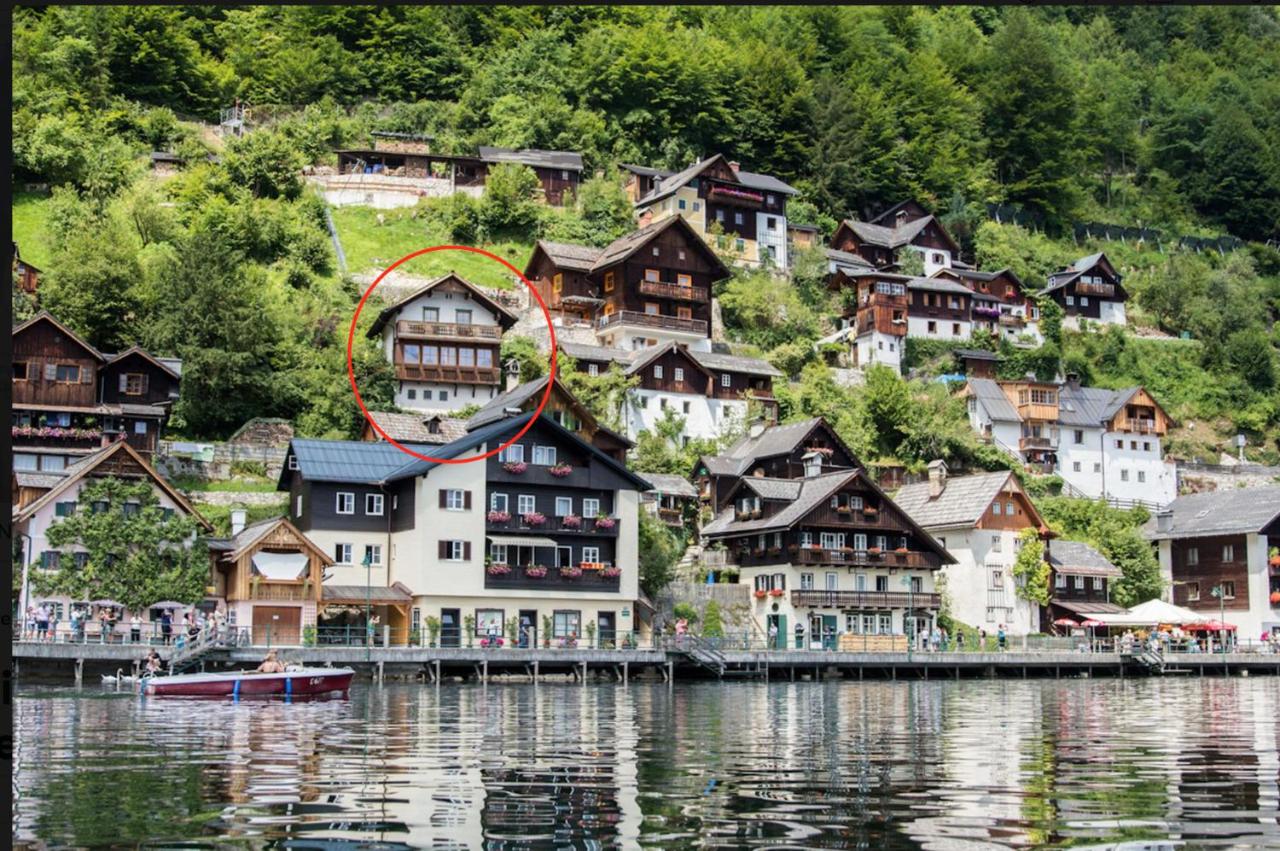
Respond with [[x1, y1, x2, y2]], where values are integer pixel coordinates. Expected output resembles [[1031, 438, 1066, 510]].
[[10, 5, 1280, 465]]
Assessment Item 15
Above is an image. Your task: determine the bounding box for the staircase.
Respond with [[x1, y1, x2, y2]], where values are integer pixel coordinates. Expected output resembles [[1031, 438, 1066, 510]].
[[167, 627, 231, 674], [675, 634, 729, 677], [676, 544, 706, 581], [1125, 645, 1165, 674]]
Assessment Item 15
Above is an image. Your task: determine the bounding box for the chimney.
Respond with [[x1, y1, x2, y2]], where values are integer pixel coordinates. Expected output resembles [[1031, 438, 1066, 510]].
[[748, 418, 767, 439], [895, 210, 908, 227], [728, 161, 740, 175], [927, 459, 947, 499], [504, 358, 521, 392], [230, 509, 247, 537], [1156, 509, 1173, 534], [1065, 372, 1081, 389]]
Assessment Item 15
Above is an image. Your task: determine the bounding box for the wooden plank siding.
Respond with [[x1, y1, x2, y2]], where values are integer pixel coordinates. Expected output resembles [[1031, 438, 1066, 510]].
[[1170, 534, 1253, 612]]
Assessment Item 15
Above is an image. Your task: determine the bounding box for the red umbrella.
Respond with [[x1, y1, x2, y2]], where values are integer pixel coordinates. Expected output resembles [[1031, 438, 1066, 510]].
[[1080, 619, 1104, 628], [1193, 620, 1236, 632], [1052, 617, 1079, 627]]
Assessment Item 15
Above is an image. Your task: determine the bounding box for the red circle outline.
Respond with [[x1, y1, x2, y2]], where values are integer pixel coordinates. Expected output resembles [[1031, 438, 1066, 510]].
[[346, 245, 558, 465]]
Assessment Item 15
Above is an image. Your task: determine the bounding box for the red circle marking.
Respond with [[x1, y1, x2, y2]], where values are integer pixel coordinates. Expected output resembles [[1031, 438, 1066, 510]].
[[346, 245, 558, 465]]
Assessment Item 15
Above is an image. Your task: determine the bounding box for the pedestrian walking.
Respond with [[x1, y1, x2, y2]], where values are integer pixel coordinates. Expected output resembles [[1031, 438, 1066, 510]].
[[767, 621, 778, 650], [794, 621, 805, 650], [997, 625, 1007, 652], [130, 613, 142, 644], [978, 628, 987, 653], [957, 631, 965, 652], [161, 611, 173, 645]]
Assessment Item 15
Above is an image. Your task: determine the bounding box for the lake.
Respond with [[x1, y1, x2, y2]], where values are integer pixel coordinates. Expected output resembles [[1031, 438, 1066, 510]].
[[13, 677, 1280, 849]]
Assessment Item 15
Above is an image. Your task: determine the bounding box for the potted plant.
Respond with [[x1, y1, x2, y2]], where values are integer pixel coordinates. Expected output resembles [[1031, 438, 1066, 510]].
[[767, 546, 782, 555], [787, 544, 799, 553], [502, 460, 528, 474], [754, 589, 768, 600], [753, 547, 766, 556], [895, 545, 909, 555], [836, 503, 852, 514], [549, 463, 574, 478], [541, 615, 552, 648], [558, 565, 583, 579], [302, 625, 317, 647], [601, 566, 621, 578], [863, 506, 878, 516], [506, 616, 518, 647], [486, 563, 512, 576], [408, 625, 420, 647], [1271, 591, 1280, 605], [868, 546, 882, 557], [1270, 547, 1280, 567], [463, 614, 475, 648], [594, 514, 616, 530], [426, 615, 441, 647], [561, 514, 582, 529], [769, 588, 785, 597], [585, 620, 597, 648], [522, 511, 546, 526], [525, 564, 548, 578], [487, 510, 511, 524]]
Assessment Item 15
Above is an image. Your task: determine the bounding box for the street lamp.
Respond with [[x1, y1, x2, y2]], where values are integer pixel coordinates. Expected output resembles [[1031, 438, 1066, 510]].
[[901, 575, 914, 661], [1210, 584, 1227, 664], [16, 532, 32, 627], [363, 550, 373, 663]]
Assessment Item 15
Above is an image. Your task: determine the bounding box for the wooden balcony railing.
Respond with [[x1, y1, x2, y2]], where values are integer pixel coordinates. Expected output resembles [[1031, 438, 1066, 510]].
[[249, 582, 311, 601], [598, 310, 708, 336], [1019, 435, 1057, 451], [395, 320, 502, 341], [637, 280, 709, 302], [791, 590, 941, 610], [395, 364, 501, 384], [1075, 281, 1116, 298], [792, 548, 937, 569]]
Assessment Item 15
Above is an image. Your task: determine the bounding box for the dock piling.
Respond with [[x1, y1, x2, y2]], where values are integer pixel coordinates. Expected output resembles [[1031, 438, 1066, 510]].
[[74, 658, 83, 685]]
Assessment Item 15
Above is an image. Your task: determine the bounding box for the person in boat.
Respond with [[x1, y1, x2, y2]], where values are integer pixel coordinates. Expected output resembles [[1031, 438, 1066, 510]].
[[143, 650, 164, 677], [256, 650, 286, 674]]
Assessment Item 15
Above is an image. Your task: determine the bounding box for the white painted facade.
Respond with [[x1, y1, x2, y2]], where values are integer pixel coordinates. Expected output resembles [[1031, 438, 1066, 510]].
[[907, 244, 952, 277], [624, 391, 747, 443], [595, 324, 712, 354], [852, 330, 904, 374], [929, 527, 1039, 636], [907, 315, 972, 341], [755, 210, 788, 270], [308, 174, 484, 210], [1056, 427, 1178, 505]]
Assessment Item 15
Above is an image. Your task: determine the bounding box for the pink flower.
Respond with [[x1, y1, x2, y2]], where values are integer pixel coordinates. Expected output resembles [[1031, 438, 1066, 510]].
[[594, 516, 616, 530], [486, 511, 511, 523], [561, 514, 582, 529], [502, 461, 528, 474]]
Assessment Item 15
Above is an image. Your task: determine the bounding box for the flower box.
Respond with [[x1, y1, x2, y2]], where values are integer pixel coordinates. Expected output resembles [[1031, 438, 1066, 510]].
[[502, 461, 528, 474], [601, 566, 621, 578], [558, 566, 582, 579], [479, 637, 504, 648], [580, 561, 605, 571], [594, 516, 616, 530], [548, 463, 574, 478], [754, 590, 768, 600], [486, 510, 511, 524], [787, 544, 799, 553], [524, 566, 547, 578], [863, 507, 878, 516], [522, 512, 546, 526], [768, 588, 785, 597], [767, 547, 782, 555], [836, 506, 852, 514], [895, 547, 909, 555], [1270, 556, 1280, 567], [867, 548, 882, 556], [486, 563, 512, 576], [12, 425, 102, 441], [1271, 591, 1280, 605], [561, 514, 582, 529], [752, 548, 766, 556]]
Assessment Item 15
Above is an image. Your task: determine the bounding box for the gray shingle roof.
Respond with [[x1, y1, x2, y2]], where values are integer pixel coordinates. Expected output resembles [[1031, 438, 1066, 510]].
[[535, 240, 602, 272], [477, 146, 583, 171], [14, 471, 67, 490], [965, 379, 1021, 423], [734, 169, 799, 196], [1142, 487, 1280, 541], [642, 473, 699, 498], [743, 478, 804, 500], [636, 154, 797, 207], [702, 471, 858, 536], [1046, 540, 1121, 578], [840, 216, 938, 250], [893, 471, 1017, 530], [365, 411, 467, 444], [690, 350, 783, 378], [366, 273, 518, 337], [702, 417, 828, 477], [825, 248, 877, 271], [907, 276, 974, 296], [558, 342, 633, 365], [465, 378, 551, 430], [1057, 385, 1139, 427]]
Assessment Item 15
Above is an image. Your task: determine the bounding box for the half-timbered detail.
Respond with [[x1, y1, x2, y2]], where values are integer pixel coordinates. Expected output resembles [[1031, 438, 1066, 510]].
[[280, 413, 651, 648], [1042, 540, 1125, 628], [1146, 488, 1280, 639], [621, 154, 799, 270], [12, 312, 181, 469], [556, 340, 781, 442], [896, 464, 1053, 635], [525, 216, 730, 353], [963, 376, 1177, 507], [934, 267, 1041, 343], [830, 202, 962, 275], [1040, 252, 1128, 327], [702, 466, 954, 650], [367, 273, 518, 413]]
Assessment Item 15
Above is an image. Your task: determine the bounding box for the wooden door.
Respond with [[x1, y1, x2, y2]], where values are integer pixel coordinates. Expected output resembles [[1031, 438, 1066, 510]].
[[253, 606, 301, 646]]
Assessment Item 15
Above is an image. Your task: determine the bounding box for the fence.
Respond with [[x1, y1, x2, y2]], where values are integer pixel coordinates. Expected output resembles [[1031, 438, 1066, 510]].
[[984, 203, 1251, 254]]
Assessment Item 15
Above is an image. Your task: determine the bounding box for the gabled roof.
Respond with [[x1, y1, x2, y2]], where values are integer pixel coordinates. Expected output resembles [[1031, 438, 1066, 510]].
[[698, 417, 858, 479], [642, 473, 699, 498], [963, 378, 1022, 423], [280, 439, 442, 486], [363, 411, 467, 445], [868, 200, 930, 226], [1046, 540, 1121, 578], [104, 346, 182, 380], [559, 341, 633, 365], [529, 240, 603, 273], [894, 470, 1040, 531], [366, 273, 518, 337], [13, 441, 211, 531], [834, 215, 961, 255], [906, 276, 974, 296], [477, 146, 583, 172], [12, 312, 105, 361], [463, 375, 617, 448], [935, 266, 1025, 291], [1040, 252, 1123, 296], [1142, 486, 1280, 541], [690, 349, 783, 378], [593, 215, 729, 278], [634, 154, 799, 208], [742, 477, 804, 501], [953, 348, 1001, 362], [825, 248, 878, 272], [222, 516, 333, 565], [625, 342, 714, 379]]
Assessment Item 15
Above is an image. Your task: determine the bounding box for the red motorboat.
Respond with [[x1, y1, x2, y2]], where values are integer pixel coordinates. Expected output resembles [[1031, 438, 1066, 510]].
[[141, 667, 355, 698]]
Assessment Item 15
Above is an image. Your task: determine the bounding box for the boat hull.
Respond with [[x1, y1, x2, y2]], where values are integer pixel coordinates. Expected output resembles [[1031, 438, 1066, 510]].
[[143, 668, 355, 698]]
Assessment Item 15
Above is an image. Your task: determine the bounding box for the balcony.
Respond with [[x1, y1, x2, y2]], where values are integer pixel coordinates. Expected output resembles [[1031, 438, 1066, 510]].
[[1019, 435, 1058, 451], [395, 320, 502, 342], [598, 310, 708, 336], [395, 363, 501, 384], [1075, 281, 1116, 298], [657, 506, 684, 526], [637, 280, 709, 302], [708, 184, 764, 205], [793, 547, 938, 569], [1122, 418, 1157, 434], [486, 514, 619, 538], [791, 590, 942, 610], [249, 582, 311, 601], [484, 563, 621, 593]]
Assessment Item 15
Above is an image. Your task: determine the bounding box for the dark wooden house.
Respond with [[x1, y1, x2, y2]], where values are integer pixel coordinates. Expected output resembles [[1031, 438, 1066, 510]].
[[1039, 252, 1129, 325], [12, 241, 40, 295], [830, 203, 962, 274]]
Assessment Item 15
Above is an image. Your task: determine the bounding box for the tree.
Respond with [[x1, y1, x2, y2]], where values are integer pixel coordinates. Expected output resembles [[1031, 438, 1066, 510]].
[[638, 510, 681, 597], [222, 130, 306, 200], [480, 162, 541, 235], [500, 335, 547, 384], [40, 211, 143, 351], [701, 599, 725, 638], [805, 75, 904, 218], [558, 355, 639, 433], [33, 478, 208, 612], [1011, 528, 1050, 606], [1102, 527, 1164, 608]]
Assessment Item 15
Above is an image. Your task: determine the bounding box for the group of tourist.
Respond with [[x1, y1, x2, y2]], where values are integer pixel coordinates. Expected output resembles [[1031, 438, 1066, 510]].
[[21, 603, 231, 646]]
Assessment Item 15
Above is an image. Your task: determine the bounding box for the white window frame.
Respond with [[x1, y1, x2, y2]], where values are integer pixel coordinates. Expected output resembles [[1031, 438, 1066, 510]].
[[532, 445, 557, 466], [445, 490, 466, 511], [1187, 547, 1199, 566], [336, 492, 355, 515], [653, 365, 664, 380], [582, 546, 601, 564], [499, 444, 524, 464], [721, 373, 731, 388], [583, 498, 601, 517], [446, 541, 466, 561], [674, 367, 684, 383], [1222, 544, 1234, 562], [364, 544, 382, 566], [555, 497, 573, 517], [491, 493, 508, 512], [335, 543, 353, 564], [366, 493, 384, 516], [517, 494, 537, 515]]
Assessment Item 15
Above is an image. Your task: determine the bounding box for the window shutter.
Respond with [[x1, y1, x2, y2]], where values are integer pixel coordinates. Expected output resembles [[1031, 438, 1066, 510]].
[[463, 491, 472, 510], [438, 540, 447, 559], [119, 374, 128, 392], [439, 490, 447, 509], [140, 374, 148, 394], [44, 363, 56, 381], [463, 541, 472, 561]]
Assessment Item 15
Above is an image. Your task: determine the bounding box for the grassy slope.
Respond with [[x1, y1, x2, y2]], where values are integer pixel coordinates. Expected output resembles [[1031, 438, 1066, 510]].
[[329, 205, 532, 289], [12, 191, 53, 269]]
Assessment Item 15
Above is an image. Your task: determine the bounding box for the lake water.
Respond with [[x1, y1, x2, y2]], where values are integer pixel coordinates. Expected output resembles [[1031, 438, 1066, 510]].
[[13, 677, 1280, 849]]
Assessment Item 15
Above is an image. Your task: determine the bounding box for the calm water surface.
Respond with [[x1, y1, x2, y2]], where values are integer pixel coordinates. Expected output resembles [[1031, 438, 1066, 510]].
[[13, 677, 1280, 849]]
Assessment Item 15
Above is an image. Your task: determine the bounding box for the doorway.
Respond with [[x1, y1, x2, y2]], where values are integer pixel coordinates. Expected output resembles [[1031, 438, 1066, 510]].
[[253, 606, 301, 646], [597, 611, 616, 648], [440, 608, 461, 648], [766, 614, 786, 650], [519, 609, 537, 648]]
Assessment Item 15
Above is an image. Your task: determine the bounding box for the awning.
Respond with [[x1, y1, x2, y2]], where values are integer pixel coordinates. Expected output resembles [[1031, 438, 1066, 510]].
[[1053, 600, 1127, 616], [487, 534, 558, 548], [322, 585, 412, 604], [252, 551, 309, 580], [1053, 565, 1123, 578]]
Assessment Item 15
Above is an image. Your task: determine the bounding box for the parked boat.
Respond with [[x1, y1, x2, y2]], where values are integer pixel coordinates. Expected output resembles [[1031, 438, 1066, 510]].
[[141, 667, 354, 698]]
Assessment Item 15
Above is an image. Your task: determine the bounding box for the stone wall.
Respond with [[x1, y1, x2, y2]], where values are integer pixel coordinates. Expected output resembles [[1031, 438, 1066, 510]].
[[1177, 461, 1280, 494], [653, 582, 755, 634]]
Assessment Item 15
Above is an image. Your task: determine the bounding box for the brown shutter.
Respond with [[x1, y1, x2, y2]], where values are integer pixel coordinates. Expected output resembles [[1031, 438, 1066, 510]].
[[438, 490, 447, 509], [463, 541, 472, 561], [438, 540, 447, 559], [463, 491, 472, 510], [119, 374, 128, 392], [140, 374, 149, 394]]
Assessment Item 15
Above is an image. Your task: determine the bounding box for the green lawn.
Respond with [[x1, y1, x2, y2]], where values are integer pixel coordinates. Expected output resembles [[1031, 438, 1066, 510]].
[[169, 475, 280, 493], [12, 191, 54, 269], [329, 205, 532, 289]]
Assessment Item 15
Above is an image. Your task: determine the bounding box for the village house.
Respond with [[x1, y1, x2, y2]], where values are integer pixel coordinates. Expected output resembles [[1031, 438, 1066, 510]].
[[317, 133, 583, 209], [1042, 539, 1126, 629], [12, 241, 40, 295], [827, 268, 909, 374], [962, 375, 1177, 508], [368, 273, 518, 413], [934, 267, 1042, 344], [12, 312, 182, 471], [1039, 252, 1128, 328], [621, 155, 798, 270], [905, 275, 974, 342], [279, 409, 652, 648], [1145, 487, 1280, 640], [12, 440, 213, 636], [557, 340, 781, 443], [524, 215, 729, 352], [894, 464, 1049, 636], [829, 201, 963, 276], [640, 473, 699, 529]]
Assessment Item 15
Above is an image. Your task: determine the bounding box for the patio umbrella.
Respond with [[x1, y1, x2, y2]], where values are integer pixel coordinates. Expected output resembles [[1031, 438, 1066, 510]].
[[90, 599, 123, 607], [1193, 620, 1236, 632], [1080, 619, 1104, 628], [150, 601, 187, 610], [1052, 617, 1079, 627]]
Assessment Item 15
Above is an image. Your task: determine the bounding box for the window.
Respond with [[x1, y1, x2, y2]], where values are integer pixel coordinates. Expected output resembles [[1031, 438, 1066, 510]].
[[477, 349, 493, 368], [800, 573, 814, 590], [366, 493, 384, 515], [74, 552, 89, 570], [1222, 544, 1235, 562], [476, 609, 504, 637], [910, 576, 922, 593], [991, 534, 1002, 553], [55, 364, 80, 382], [122, 501, 140, 517], [40, 551, 60, 570], [1074, 430, 1084, 445], [14, 454, 37, 471], [1186, 547, 1199, 566], [1221, 581, 1236, 599], [1094, 463, 1102, 473], [1143, 441, 1151, 452], [123, 374, 146, 395], [532, 445, 557, 466], [1074, 575, 1085, 590], [422, 346, 439, 365], [674, 368, 684, 383], [459, 348, 475, 368], [454, 309, 473, 326], [55, 501, 77, 517], [13, 361, 28, 380], [336, 492, 355, 514], [677, 274, 692, 287], [441, 347, 457, 366], [927, 321, 937, 334], [682, 401, 690, 414], [582, 546, 600, 564], [875, 575, 888, 592], [1007, 501, 1015, 515], [772, 573, 786, 591], [1055, 573, 1067, 588], [365, 545, 382, 566], [553, 610, 581, 638], [678, 198, 686, 210], [491, 493, 508, 513], [518, 494, 537, 515], [442, 540, 469, 561], [583, 498, 600, 517], [1073, 462, 1081, 472], [444, 490, 467, 511], [1066, 296, 1075, 306], [952, 323, 961, 335], [604, 272, 615, 292], [334, 544, 353, 564], [1137, 471, 1146, 483], [644, 268, 660, 282], [716, 209, 725, 223], [490, 544, 507, 564], [855, 574, 867, 592], [992, 501, 1002, 516], [555, 497, 573, 517], [295, 495, 303, 516], [677, 306, 692, 320], [653, 365, 663, 380], [1080, 297, 1089, 307], [1093, 577, 1104, 591], [1186, 582, 1200, 601], [735, 239, 745, 252], [500, 444, 524, 464], [588, 363, 599, 377], [1120, 469, 1129, 482], [134, 420, 148, 435], [734, 212, 744, 225], [1129, 440, 1138, 450], [767, 194, 776, 205]]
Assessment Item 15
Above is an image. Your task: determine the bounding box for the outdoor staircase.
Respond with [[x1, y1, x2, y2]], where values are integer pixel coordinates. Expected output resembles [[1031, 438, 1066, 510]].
[[167, 627, 231, 674], [1126, 646, 1165, 674], [675, 634, 729, 677]]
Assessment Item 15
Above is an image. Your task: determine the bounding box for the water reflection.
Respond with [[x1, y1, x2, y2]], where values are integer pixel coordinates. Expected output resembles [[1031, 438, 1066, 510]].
[[13, 678, 1280, 848]]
